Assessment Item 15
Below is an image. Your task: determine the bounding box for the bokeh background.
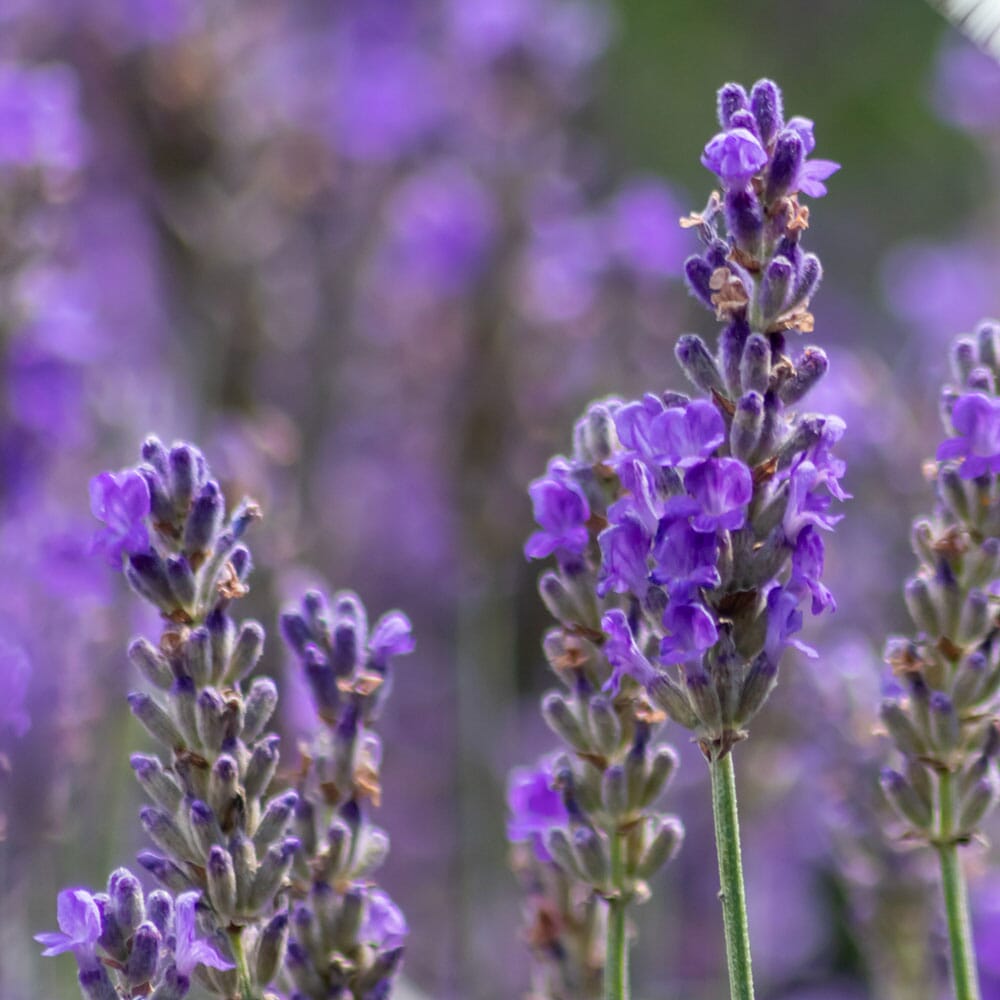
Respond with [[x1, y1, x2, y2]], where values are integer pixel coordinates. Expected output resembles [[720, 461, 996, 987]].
[[1, 1, 999, 998]]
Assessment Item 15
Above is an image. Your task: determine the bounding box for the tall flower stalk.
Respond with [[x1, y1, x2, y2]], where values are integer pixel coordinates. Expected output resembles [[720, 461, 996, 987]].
[[517, 78, 845, 1000], [879, 320, 1000, 1000]]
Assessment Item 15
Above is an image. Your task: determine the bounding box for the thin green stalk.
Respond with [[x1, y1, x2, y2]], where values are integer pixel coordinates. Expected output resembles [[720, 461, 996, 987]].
[[937, 771, 982, 1000], [230, 927, 258, 1000], [710, 750, 755, 1000], [605, 831, 629, 1000]]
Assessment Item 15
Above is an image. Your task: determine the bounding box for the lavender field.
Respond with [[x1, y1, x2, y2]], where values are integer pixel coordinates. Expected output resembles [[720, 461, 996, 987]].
[[2, 2, 999, 999]]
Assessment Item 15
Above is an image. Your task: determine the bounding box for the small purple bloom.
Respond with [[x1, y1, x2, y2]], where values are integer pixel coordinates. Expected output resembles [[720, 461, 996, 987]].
[[799, 416, 848, 500], [796, 157, 840, 198], [650, 517, 721, 594], [764, 585, 817, 664], [602, 609, 659, 694], [786, 116, 816, 154], [89, 469, 150, 567], [173, 892, 235, 978], [35, 888, 102, 962], [789, 526, 836, 615], [611, 457, 662, 533], [597, 515, 651, 599], [937, 393, 1000, 479], [361, 888, 409, 951], [507, 759, 570, 861], [660, 600, 718, 664], [650, 399, 724, 468], [684, 458, 753, 533], [701, 128, 768, 186], [524, 463, 590, 560], [783, 461, 842, 542], [369, 612, 416, 662]]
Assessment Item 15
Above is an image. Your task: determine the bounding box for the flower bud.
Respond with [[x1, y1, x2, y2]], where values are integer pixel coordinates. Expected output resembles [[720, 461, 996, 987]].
[[245, 736, 281, 801], [602, 766, 629, 818], [137, 852, 192, 892], [649, 674, 701, 730], [140, 806, 195, 865], [880, 768, 932, 830], [684, 255, 716, 310], [958, 772, 1000, 832], [130, 754, 183, 813], [128, 638, 173, 690], [78, 965, 118, 1000], [676, 334, 726, 397], [879, 700, 926, 757], [243, 677, 279, 742], [250, 838, 299, 911], [207, 845, 238, 918], [725, 188, 763, 257], [125, 921, 160, 986], [778, 348, 829, 405], [334, 887, 365, 951], [731, 391, 764, 463], [128, 693, 183, 749], [588, 696, 622, 756], [720, 316, 751, 397], [750, 79, 784, 144], [256, 911, 290, 985], [929, 692, 960, 754], [958, 590, 990, 646], [228, 620, 266, 683], [109, 868, 144, 935], [573, 827, 609, 888], [765, 130, 804, 203], [542, 693, 590, 752], [717, 83, 749, 128], [904, 577, 940, 636], [636, 817, 684, 880], [641, 745, 679, 808], [126, 553, 179, 614]]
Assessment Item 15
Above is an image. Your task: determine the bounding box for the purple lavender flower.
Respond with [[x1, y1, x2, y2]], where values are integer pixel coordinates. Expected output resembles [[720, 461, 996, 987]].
[[597, 515, 651, 598], [937, 392, 1000, 479], [507, 758, 570, 860], [701, 128, 768, 187], [88, 469, 150, 567], [650, 399, 725, 468], [783, 461, 842, 542], [789, 527, 836, 615], [601, 608, 658, 693], [361, 889, 409, 951], [614, 393, 667, 465], [369, 612, 416, 663], [172, 892, 235, 978], [764, 585, 816, 664], [660, 600, 718, 664], [650, 516, 721, 593], [34, 888, 102, 962], [525, 462, 591, 560], [795, 157, 840, 199], [684, 458, 753, 533]]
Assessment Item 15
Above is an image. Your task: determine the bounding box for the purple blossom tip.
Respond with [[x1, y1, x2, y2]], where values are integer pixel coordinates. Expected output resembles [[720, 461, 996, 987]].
[[369, 612, 416, 661], [937, 392, 1000, 479], [89, 469, 151, 568], [701, 128, 768, 187], [173, 891, 234, 977], [35, 888, 102, 960], [525, 465, 591, 561], [361, 888, 409, 951], [507, 759, 570, 861]]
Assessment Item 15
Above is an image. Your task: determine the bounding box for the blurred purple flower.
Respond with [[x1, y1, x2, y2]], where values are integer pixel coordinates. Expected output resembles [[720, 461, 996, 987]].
[[34, 888, 102, 961], [605, 179, 687, 278], [361, 889, 409, 951], [937, 392, 1000, 479], [369, 612, 416, 662], [701, 128, 768, 187], [173, 892, 235, 978], [0, 635, 31, 739], [933, 39, 1000, 133], [88, 469, 151, 567], [796, 157, 840, 198], [507, 758, 569, 861]]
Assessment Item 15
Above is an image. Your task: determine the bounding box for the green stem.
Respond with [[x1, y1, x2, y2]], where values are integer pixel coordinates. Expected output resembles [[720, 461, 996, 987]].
[[605, 831, 629, 1000], [710, 750, 756, 1000], [937, 772, 982, 1000], [230, 926, 258, 1000]]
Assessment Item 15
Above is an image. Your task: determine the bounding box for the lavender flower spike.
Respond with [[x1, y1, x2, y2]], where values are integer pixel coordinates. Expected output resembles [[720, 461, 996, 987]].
[[35, 889, 102, 962], [89, 470, 151, 567]]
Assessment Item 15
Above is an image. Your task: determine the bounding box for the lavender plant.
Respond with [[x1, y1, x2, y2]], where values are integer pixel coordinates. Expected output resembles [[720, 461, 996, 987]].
[[878, 319, 1000, 1000], [36, 439, 413, 1000], [517, 79, 845, 1000]]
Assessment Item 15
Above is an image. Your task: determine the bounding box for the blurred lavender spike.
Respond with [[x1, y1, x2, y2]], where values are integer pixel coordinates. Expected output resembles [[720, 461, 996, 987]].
[[928, 0, 1000, 58]]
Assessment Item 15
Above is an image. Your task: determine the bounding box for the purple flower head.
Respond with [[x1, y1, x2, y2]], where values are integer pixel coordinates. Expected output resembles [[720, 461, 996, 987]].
[[764, 585, 817, 664], [507, 758, 570, 861], [601, 609, 659, 694], [0, 635, 31, 738], [650, 517, 721, 594], [786, 116, 816, 154], [684, 458, 753, 533], [361, 888, 409, 951], [800, 416, 848, 500], [525, 461, 590, 560], [173, 892, 234, 978], [89, 469, 150, 568], [783, 461, 842, 542], [369, 612, 416, 666], [937, 393, 1000, 479], [650, 399, 725, 469], [660, 600, 718, 665], [789, 526, 836, 615], [701, 127, 768, 187], [35, 888, 102, 962], [597, 515, 651, 599]]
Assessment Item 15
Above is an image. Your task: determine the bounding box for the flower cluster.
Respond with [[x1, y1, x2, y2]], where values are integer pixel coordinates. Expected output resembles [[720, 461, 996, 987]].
[[524, 79, 845, 761], [879, 320, 1000, 846], [36, 874, 233, 1000], [280, 589, 414, 999], [40, 438, 414, 1000]]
